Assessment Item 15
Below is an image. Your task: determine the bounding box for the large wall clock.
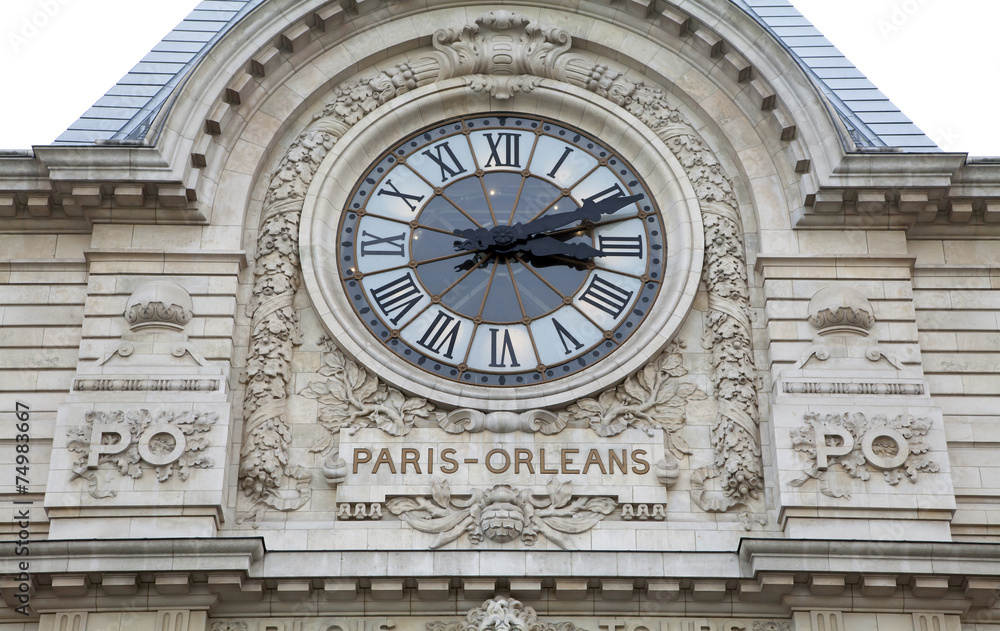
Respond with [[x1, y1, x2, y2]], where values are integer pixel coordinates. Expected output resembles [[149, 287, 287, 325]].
[[302, 96, 703, 411], [336, 114, 667, 388]]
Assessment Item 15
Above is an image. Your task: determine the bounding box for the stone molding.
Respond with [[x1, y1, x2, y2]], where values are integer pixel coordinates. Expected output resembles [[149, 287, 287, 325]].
[[781, 381, 924, 396], [337, 502, 384, 520], [239, 11, 761, 523], [72, 377, 222, 392], [7, 538, 1000, 615]]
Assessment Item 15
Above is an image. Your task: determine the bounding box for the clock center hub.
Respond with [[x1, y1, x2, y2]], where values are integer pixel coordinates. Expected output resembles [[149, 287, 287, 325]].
[[491, 225, 516, 247]]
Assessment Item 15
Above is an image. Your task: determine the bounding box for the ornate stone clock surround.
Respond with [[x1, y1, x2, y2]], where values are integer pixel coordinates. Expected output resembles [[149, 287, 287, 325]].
[[239, 11, 761, 523]]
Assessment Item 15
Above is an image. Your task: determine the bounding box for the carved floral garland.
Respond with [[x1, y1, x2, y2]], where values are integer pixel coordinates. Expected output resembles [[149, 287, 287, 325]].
[[578, 65, 764, 514], [239, 11, 761, 522], [300, 337, 442, 445]]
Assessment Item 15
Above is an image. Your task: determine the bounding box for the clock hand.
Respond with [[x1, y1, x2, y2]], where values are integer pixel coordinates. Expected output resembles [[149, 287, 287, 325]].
[[453, 193, 643, 252], [507, 235, 604, 260], [512, 193, 644, 241]]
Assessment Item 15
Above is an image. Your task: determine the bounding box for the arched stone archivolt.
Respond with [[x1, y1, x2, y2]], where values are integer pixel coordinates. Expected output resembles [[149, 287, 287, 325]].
[[237, 11, 762, 524], [170, 0, 817, 240]]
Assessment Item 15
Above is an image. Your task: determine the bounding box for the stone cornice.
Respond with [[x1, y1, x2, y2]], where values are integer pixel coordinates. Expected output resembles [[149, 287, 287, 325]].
[[4, 539, 1000, 615]]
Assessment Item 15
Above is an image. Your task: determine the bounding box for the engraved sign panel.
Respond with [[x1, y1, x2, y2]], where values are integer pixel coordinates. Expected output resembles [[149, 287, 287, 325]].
[[336, 427, 667, 504]]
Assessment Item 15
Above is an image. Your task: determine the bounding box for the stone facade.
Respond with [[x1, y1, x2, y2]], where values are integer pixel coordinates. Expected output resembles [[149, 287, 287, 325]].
[[2, 1, 1000, 630]]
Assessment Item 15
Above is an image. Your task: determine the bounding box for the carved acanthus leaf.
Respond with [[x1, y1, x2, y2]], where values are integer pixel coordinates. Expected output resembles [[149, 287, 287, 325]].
[[387, 479, 615, 550], [555, 351, 704, 457], [300, 337, 443, 451]]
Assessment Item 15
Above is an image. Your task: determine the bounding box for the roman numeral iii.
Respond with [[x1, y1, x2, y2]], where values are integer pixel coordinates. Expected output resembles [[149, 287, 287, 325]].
[[417, 310, 462, 359], [579, 274, 633, 318], [598, 235, 643, 258]]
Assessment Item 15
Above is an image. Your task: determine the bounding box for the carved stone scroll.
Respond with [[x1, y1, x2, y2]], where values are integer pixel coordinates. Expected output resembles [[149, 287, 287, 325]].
[[239, 11, 761, 521]]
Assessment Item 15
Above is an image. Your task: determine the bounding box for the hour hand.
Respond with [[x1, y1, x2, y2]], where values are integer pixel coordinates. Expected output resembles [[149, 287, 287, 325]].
[[514, 193, 644, 238], [512, 235, 603, 260]]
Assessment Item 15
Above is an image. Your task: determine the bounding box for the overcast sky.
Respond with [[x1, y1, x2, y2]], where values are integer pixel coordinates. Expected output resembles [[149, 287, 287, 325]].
[[1, 0, 997, 155]]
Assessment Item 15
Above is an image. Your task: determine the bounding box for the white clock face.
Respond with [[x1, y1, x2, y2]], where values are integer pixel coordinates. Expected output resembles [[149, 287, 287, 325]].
[[337, 114, 667, 387]]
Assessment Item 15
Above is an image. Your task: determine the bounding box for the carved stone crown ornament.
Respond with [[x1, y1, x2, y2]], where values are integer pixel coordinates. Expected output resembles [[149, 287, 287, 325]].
[[239, 11, 761, 523]]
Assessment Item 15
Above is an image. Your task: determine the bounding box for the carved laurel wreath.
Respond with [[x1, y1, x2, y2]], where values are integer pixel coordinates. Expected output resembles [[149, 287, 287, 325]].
[[238, 11, 761, 523], [67, 408, 217, 498]]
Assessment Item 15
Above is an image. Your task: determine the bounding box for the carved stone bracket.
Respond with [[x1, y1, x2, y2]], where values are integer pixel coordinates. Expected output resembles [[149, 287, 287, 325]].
[[240, 11, 761, 521], [66, 408, 217, 498], [386, 479, 615, 549], [789, 412, 940, 499], [428, 598, 587, 631]]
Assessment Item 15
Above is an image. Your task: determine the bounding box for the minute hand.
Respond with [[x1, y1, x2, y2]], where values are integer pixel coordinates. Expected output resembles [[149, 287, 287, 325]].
[[512, 193, 644, 240]]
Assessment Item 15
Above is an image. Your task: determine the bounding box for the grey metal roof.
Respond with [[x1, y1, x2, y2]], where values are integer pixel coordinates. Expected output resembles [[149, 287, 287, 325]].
[[53, 0, 939, 152], [734, 0, 939, 151], [53, 0, 265, 145]]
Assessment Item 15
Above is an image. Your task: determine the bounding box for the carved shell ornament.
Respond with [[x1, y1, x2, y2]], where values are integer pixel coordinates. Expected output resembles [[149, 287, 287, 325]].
[[386, 479, 616, 549], [427, 597, 586, 631], [240, 11, 761, 523]]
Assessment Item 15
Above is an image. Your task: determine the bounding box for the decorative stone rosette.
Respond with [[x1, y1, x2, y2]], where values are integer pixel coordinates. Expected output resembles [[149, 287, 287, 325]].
[[240, 11, 761, 522]]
